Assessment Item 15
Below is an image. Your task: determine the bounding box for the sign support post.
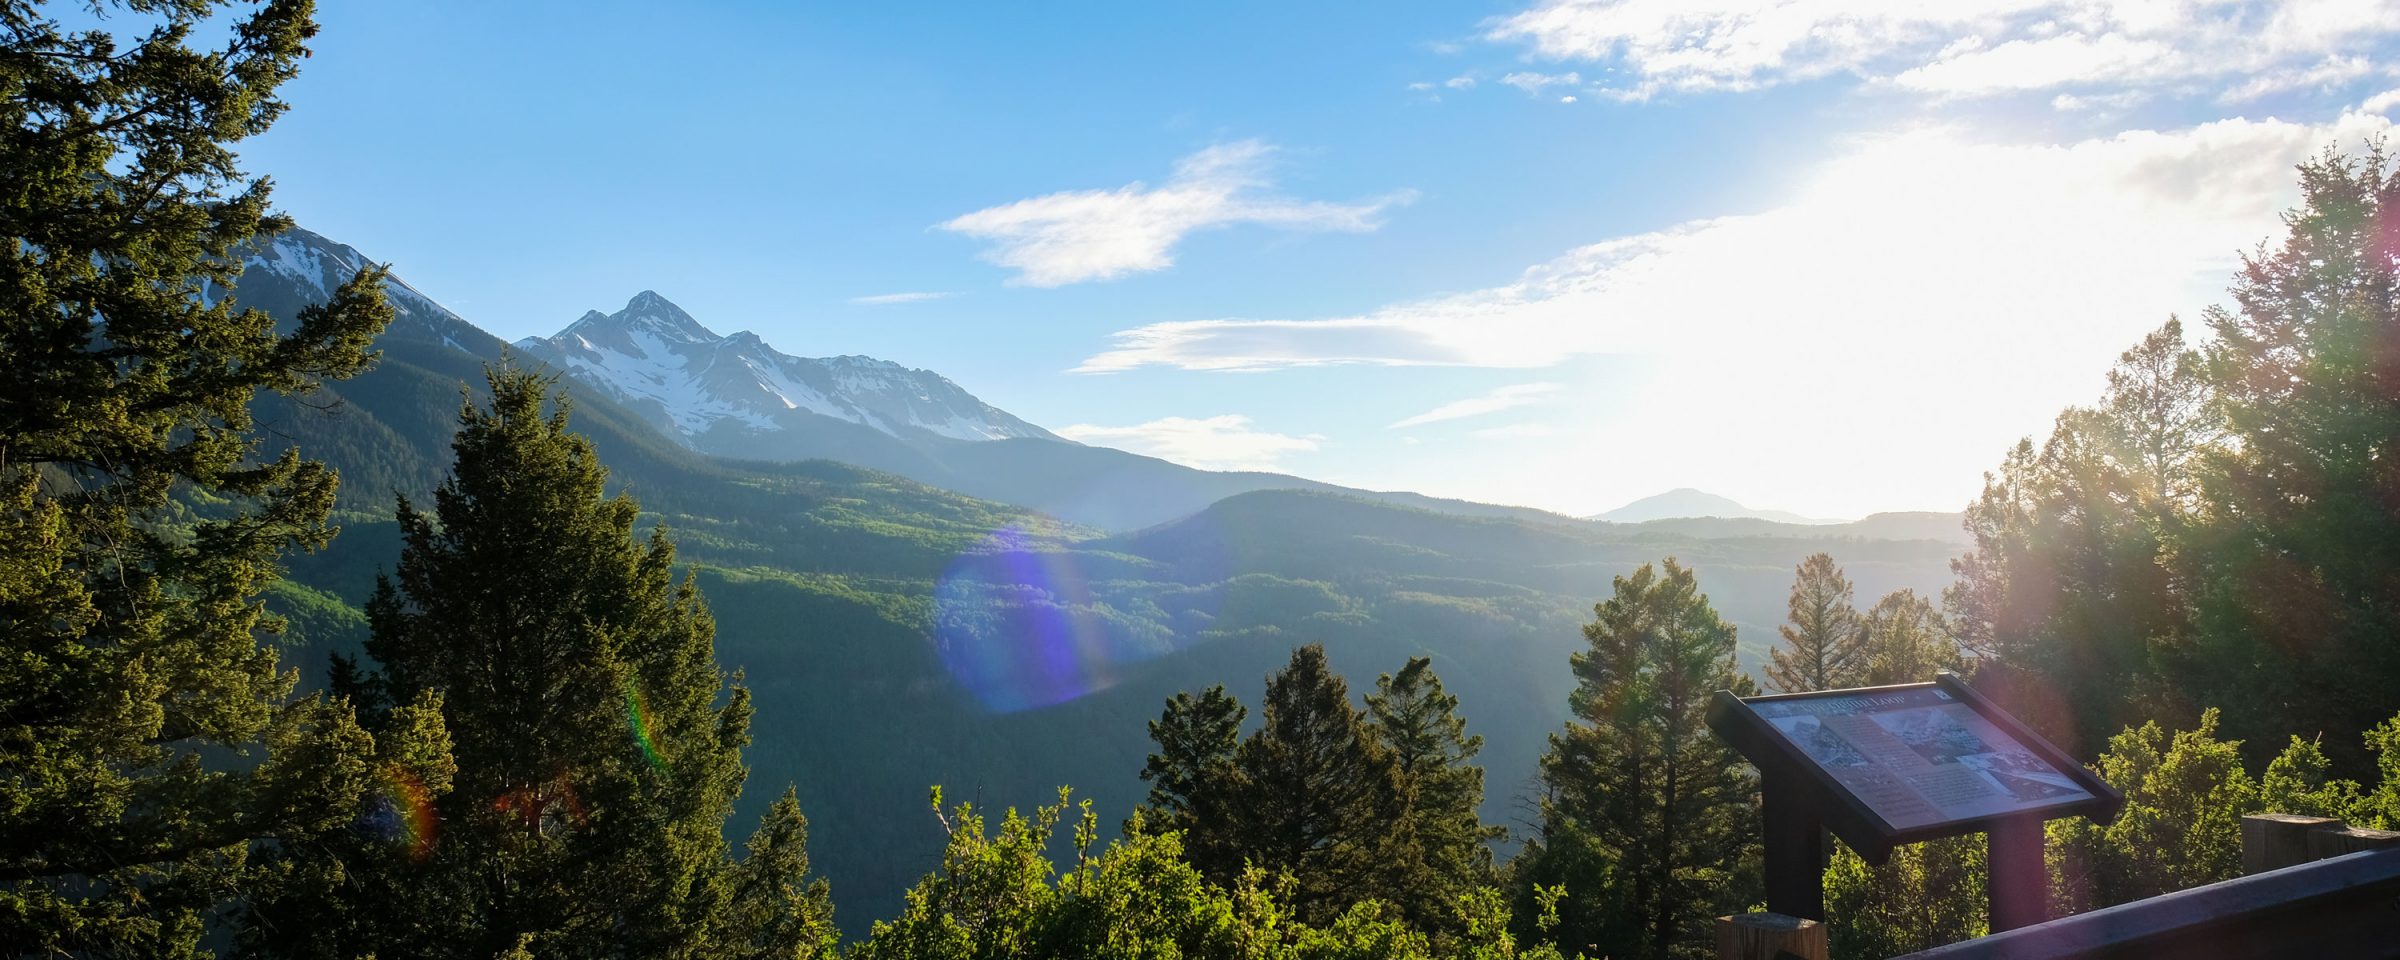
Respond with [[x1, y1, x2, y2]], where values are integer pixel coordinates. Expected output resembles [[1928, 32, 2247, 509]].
[[1986, 815, 2049, 931], [1761, 770, 1824, 920]]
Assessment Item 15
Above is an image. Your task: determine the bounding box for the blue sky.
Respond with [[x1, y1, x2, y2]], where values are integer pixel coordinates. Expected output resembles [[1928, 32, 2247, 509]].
[[243, 0, 2400, 518]]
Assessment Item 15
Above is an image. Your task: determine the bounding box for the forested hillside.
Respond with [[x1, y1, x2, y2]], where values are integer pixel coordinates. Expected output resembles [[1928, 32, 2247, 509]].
[[226, 216, 1964, 935]]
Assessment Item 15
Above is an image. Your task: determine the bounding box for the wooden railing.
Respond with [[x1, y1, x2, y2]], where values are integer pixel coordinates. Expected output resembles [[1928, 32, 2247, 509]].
[[1715, 814, 2400, 960]]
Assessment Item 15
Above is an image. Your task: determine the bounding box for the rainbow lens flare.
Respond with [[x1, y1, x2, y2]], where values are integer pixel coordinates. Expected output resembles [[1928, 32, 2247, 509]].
[[361, 763, 438, 862], [933, 526, 1116, 713], [625, 680, 666, 773]]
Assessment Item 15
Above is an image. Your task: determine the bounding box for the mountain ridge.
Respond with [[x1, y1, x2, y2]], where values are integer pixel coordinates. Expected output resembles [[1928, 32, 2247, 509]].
[[1593, 486, 1841, 525], [515, 290, 1057, 445]]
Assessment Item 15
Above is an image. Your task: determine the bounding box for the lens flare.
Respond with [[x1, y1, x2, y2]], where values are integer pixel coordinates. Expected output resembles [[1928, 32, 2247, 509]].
[[492, 774, 590, 833], [625, 681, 666, 773], [933, 526, 1115, 713], [362, 763, 438, 862]]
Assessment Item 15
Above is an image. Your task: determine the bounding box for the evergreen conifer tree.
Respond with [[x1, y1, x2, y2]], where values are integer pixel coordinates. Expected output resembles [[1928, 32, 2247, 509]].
[[1228, 645, 1403, 924], [0, 1, 396, 953], [2185, 146, 2400, 769], [244, 368, 826, 958], [1858, 589, 1960, 685], [1521, 559, 1758, 960], [1764, 553, 1865, 693], [723, 788, 839, 960], [1365, 656, 1503, 934], [1138, 684, 1247, 876]]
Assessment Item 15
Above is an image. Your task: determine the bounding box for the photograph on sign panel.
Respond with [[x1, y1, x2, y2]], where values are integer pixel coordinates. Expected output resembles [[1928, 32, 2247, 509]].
[[1958, 750, 2087, 802], [1870, 707, 1992, 766], [1766, 715, 1870, 768]]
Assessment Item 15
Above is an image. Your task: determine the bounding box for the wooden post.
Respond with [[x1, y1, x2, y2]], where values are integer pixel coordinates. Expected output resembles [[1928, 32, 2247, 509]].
[[2243, 813, 2343, 874], [1716, 912, 1828, 960], [1986, 816, 2048, 932], [1761, 769, 1825, 920], [2306, 825, 2400, 860]]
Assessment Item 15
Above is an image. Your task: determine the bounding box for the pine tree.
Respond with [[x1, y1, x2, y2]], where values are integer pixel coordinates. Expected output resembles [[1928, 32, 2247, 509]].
[[1228, 645, 1403, 925], [2184, 145, 2400, 771], [1763, 553, 1865, 693], [1521, 559, 1758, 960], [1858, 589, 1959, 685], [1366, 656, 1504, 934], [244, 368, 819, 958], [1138, 684, 1247, 876], [1945, 318, 2212, 754], [723, 788, 839, 960], [0, 2, 395, 953]]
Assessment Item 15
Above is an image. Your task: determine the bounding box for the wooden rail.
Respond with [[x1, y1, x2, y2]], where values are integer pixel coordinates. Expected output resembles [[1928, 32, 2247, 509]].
[[1883, 847, 2400, 960], [1717, 813, 2400, 960]]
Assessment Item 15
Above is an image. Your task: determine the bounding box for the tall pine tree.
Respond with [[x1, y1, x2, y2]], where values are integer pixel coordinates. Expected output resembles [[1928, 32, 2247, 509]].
[[244, 368, 829, 958], [1764, 553, 1865, 693], [1366, 656, 1504, 936], [1229, 645, 1404, 925], [1858, 589, 1959, 685], [1137, 684, 1247, 877], [1519, 559, 1758, 960], [2185, 145, 2400, 771], [1946, 318, 2212, 754], [0, 1, 395, 953]]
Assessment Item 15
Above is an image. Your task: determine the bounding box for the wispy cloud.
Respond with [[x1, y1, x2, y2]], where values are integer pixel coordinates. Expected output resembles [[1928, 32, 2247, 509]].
[[1390, 382, 1563, 428], [938, 140, 1415, 287], [848, 291, 956, 305], [1055, 415, 1321, 472], [1487, 0, 2400, 102], [1501, 70, 1581, 94], [1074, 113, 2395, 511], [1081, 114, 2393, 373], [2218, 55, 2384, 103]]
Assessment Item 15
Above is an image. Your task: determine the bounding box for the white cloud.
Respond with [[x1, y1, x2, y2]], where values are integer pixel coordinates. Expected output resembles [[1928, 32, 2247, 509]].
[[2051, 90, 2148, 112], [1409, 81, 1438, 92], [2367, 87, 2400, 113], [1075, 112, 2397, 515], [1486, 0, 2400, 102], [1055, 415, 1322, 472], [938, 140, 1415, 287], [1390, 382, 1563, 428], [1446, 75, 1479, 89], [848, 291, 956, 305], [2219, 55, 2383, 102], [1502, 70, 1582, 94]]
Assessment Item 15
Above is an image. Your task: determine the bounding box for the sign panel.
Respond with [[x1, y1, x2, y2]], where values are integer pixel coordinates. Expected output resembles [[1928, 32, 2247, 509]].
[[1748, 685, 2092, 830]]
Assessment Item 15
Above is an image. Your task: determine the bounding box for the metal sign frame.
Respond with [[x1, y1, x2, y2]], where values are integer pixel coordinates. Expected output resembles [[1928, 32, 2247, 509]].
[[1708, 671, 2125, 928]]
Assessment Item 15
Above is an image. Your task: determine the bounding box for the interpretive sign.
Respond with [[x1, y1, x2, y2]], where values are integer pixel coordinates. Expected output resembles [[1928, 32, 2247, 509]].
[[1708, 672, 2123, 930], [1749, 685, 2094, 831]]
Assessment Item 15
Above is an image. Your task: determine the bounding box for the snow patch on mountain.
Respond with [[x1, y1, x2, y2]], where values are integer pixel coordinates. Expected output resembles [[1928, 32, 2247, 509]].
[[237, 228, 487, 349], [515, 291, 1055, 445]]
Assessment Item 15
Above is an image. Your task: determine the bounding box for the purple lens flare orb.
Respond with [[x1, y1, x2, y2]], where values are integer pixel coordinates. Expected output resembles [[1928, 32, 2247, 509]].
[[933, 525, 1118, 713]]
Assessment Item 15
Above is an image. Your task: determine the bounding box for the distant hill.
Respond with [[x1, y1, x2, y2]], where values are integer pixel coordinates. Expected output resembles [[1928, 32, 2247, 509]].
[[1594, 487, 1840, 524], [1607, 510, 1970, 546]]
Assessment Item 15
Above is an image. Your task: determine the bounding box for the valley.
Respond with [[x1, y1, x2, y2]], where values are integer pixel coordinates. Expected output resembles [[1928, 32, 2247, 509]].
[[241, 227, 1968, 929]]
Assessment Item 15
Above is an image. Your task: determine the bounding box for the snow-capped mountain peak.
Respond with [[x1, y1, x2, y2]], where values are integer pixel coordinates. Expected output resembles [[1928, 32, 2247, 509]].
[[514, 291, 1055, 446], [234, 227, 496, 353]]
